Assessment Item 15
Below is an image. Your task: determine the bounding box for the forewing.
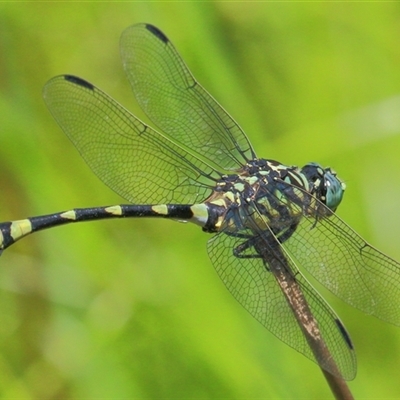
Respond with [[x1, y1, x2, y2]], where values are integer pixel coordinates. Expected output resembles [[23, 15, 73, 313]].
[[120, 23, 255, 171], [282, 198, 400, 326], [43, 75, 219, 204]]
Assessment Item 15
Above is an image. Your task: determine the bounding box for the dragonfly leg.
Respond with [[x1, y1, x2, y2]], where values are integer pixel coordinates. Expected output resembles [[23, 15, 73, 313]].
[[233, 236, 263, 259]]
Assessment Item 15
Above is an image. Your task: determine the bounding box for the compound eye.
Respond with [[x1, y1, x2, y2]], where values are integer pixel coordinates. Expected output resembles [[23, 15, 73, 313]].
[[324, 171, 345, 211], [301, 163, 345, 211]]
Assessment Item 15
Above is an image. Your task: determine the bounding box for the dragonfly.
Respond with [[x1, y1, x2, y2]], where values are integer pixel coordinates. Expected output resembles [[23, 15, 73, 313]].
[[1, 23, 400, 381]]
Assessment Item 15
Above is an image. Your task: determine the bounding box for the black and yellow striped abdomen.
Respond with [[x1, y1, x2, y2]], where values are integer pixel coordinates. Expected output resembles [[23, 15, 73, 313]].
[[0, 203, 216, 251]]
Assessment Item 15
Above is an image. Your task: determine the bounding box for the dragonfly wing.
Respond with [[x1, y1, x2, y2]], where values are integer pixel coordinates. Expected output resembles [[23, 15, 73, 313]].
[[43, 75, 219, 204], [207, 227, 356, 380], [282, 199, 400, 326], [120, 23, 256, 171]]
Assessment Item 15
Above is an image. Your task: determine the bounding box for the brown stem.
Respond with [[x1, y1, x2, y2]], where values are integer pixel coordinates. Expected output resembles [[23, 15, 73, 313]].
[[269, 253, 354, 400], [321, 369, 354, 400]]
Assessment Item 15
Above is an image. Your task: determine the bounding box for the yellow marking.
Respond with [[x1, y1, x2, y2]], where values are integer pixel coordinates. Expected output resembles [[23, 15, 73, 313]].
[[190, 204, 209, 227], [258, 196, 271, 210], [209, 198, 227, 207], [233, 182, 244, 192], [10, 219, 33, 241], [225, 191, 236, 203], [60, 210, 77, 220], [285, 173, 303, 187], [105, 205, 123, 216], [151, 205, 168, 215], [246, 176, 258, 185], [214, 217, 224, 230], [293, 187, 302, 198], [0, 229, 4, 247], [268, 162, 284, 172]]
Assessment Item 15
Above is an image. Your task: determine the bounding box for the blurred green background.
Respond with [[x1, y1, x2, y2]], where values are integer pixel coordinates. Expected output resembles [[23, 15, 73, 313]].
[[1, 2, 400, 399]]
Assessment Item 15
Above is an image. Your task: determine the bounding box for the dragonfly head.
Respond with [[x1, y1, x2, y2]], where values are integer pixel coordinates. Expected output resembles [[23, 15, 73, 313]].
[[301, 163, 346, 211]]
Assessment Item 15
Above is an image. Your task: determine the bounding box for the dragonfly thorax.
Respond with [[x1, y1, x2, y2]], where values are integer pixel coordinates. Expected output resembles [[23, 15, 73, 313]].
[[202, 159, 345, 236]]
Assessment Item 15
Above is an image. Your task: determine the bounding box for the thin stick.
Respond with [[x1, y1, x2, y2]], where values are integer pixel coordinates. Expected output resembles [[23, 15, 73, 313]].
[[267, 248, 354, 400], [321, 369, 354, 400]]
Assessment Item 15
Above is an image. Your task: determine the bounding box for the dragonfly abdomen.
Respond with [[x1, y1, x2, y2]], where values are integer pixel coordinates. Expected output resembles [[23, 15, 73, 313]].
[[0, 203, 214, 252]]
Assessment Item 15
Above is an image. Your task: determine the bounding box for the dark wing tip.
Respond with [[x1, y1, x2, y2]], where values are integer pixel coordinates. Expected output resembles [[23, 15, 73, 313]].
[[145, 24, 169, 44], [64, 75, 94, 90], [335, 318, 354, 350]]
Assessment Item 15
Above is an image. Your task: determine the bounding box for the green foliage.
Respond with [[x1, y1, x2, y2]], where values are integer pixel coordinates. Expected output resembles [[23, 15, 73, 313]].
[[1, 2, 400, 399]]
